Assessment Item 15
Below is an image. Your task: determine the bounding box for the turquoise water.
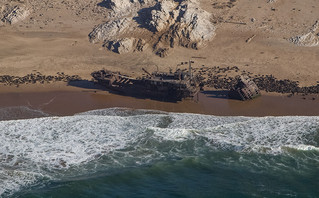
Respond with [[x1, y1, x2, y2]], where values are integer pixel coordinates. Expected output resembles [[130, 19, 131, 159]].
[[0, 108, 319, 197]]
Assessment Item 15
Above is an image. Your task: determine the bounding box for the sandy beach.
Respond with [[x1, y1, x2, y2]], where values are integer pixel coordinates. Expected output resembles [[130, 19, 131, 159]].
[[0, 0, 318, 117], [0, 81, 318, 118], [1, 1, 319, 197]]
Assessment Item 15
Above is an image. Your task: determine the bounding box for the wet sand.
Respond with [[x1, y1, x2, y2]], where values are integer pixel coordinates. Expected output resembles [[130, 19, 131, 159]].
[[0, 88, 318, 117]]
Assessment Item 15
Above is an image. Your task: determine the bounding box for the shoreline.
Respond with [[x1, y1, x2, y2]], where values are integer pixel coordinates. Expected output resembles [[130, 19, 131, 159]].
[[0, 82, 318, 118]]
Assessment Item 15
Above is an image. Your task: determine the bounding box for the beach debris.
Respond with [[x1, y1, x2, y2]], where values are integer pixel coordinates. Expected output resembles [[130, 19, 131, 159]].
[[290, 20, 319, 47], [246, 34, 256, 43], [229, 75, 261, 100]]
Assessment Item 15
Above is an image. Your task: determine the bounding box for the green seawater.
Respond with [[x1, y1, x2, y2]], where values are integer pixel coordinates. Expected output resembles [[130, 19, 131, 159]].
[[15, 150, 319, 198], [1, 108, 318, 198]]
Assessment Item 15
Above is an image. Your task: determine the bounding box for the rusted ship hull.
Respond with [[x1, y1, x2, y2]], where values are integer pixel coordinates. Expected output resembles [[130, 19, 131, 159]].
[[229, 75, 261, 100], [92, 70, 200, 101]]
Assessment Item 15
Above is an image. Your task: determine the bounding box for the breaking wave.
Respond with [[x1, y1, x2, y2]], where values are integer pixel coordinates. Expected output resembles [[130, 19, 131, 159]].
[[0, 108, 319, 197]]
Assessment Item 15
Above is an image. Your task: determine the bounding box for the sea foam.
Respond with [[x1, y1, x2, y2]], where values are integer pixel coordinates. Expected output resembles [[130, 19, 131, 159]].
[[0, 108, 318, 196]]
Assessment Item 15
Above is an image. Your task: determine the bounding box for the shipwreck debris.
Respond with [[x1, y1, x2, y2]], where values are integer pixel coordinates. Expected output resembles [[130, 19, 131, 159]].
[[229, 75, 261, 100], [91, 67, 201, 101]]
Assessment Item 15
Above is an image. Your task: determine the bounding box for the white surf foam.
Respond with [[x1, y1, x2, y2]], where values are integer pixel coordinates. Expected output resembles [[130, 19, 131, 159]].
[[0, 109, 318, 196]]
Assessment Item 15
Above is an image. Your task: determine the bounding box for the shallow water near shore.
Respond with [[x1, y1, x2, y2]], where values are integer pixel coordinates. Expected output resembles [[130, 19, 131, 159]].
[[0, 107, 319, 197]]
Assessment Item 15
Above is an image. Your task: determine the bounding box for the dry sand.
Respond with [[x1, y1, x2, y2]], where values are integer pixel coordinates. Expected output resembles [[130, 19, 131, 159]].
[[0, 0, 318, 116]]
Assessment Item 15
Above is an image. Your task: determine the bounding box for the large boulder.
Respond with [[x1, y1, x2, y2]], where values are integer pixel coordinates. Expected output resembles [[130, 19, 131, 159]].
[[88, 17, 131, 44], [290, 21, 319, 47], [148, 0, 177, 32], [1, 5, 30, 25], [150, 0, 216, 50], [106, 38, 148, 54]]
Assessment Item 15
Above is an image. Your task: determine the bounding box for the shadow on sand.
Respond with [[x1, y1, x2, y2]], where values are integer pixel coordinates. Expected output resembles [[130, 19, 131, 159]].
[[97, 0, 112, 9], [68, 80, 106, 90], [202, 90, 230, 99]]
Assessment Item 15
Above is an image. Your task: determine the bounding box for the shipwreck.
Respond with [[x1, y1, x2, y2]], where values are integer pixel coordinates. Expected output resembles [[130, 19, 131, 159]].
[[229, 75, 261, 100], [91, 66, 201, 101]]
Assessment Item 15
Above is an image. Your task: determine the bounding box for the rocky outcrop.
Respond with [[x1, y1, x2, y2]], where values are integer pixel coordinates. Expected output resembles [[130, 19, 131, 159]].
[[105, 38, 148, 54], [1, 5, 30, 24], [88, 17, 132, 44], [148, 0, 216, 52], [147, 0, 177, 32], [89, 0, 216, 57], [290, 21, 319, 47]]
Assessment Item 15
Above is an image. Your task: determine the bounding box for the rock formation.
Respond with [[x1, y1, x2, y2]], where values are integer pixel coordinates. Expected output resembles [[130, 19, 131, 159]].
[[1, 5, 30, 25], [149, 0, 216, 53], [88, 0, 216, 57], [290, 21, 319, 47], [105, 38, 148, 54], [89, 17, 132, 44], [147, 0, 177, 32]]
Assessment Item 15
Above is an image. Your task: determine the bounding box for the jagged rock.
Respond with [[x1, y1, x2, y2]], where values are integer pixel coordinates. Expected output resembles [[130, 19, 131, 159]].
[[88, 17, 131, 44], [135, 38, 149, 52], [176, 0, 216, 46], [89, 0, 216, 57], [106, 38, 135, 54], [290, 21, 319, 47], [1, 5, 30, 24], [152, 0, 216, 52], [155, 47, 170, 57], [148, 0, 177, 32], [106, 38, 148, 54]]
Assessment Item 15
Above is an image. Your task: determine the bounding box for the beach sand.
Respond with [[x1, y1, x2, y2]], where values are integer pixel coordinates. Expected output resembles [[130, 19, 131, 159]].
[[0, 0, 318, 118], [0, 82, 318, 118]]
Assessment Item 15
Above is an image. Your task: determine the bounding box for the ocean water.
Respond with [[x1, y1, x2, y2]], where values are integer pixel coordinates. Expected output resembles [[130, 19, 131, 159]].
[[0, 107, 318, 197]]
